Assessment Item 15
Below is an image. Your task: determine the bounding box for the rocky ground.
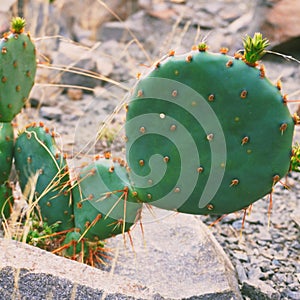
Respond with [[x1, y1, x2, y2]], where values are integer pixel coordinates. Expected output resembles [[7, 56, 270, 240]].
[[201, 173, 300, 300], [0, 0, 300, 299]]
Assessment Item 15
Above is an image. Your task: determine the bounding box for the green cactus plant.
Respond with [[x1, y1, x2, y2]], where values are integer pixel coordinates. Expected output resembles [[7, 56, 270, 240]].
[[125, 34, 295, 215], [73, 155, 142, 241], [0, 122, 14, 184], [14, 123, 74, 231], [0, 17, 36, 122], [1, 17, 298, 267]]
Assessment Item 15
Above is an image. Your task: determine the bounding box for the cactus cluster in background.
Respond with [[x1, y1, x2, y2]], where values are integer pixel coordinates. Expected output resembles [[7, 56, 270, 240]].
[[0, 17, 299, 266], [0, 17, 36, 220]]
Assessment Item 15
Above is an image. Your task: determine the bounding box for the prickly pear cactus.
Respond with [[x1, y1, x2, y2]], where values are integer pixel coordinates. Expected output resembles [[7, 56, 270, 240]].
[[14, 123, 74, 231], [73, 156, 142, 240], [125, 36, 294, 215], [0, 17, 36, 122], [0, 122, 14, 184], [0, 182, 13, 219]]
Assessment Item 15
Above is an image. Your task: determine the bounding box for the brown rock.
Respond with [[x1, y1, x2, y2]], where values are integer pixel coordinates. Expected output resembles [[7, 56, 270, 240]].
[[67, 88, 83, 101], [260, 0, 300, 46]]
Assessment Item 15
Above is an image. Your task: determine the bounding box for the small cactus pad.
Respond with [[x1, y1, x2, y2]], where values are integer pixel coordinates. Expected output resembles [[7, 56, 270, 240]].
[[14, 124, 74, 231], [73, 156, 142, 240], [61, 231, 84, 258], [0, 182, 13, 219], [125, 45, 294, 215], [0, 122, 14, 184], [0, 18, 36, 122]]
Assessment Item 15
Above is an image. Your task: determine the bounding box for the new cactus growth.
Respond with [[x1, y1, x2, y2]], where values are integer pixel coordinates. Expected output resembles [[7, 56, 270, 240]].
[[14, 123, 74, 231], [0, 17, 36, 122], [242, 32, 270, 66], [125, 34, 295, 215], [73, 155, 142, 241], [61, 230, 83, 258], [0, 122, 14, 184]]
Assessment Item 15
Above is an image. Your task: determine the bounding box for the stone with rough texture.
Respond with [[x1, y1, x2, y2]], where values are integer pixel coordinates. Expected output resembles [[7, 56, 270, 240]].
[[0, 210, 242, 299], [107, 209, 243, 299], [0, 238, 159, 299], [291, 207, 300, 227], [40, 106, 63, 121], [241, 279, 281, 300], [259, 0, 300, 48], [53, 0, 138, 40]]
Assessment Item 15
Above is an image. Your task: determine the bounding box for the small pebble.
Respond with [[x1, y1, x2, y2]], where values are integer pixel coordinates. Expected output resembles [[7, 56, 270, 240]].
[[67, 88, 83, 101]]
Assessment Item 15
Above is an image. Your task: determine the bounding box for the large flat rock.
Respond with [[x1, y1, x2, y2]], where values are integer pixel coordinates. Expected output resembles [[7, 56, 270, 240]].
[[0, 209, 242, 299], [108, 209, 242, 299], [0, 238, 158, 299]]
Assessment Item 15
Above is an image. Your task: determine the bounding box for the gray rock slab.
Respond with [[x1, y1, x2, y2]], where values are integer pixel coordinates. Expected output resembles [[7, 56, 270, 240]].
[[0, 210, 242, 299], [0, 238, 159, 300], [99, 16, 144, 43], [107, 209, 242, 299]]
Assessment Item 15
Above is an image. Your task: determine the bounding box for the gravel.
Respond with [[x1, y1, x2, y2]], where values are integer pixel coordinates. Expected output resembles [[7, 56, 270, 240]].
[[201, 172, 300, 299]]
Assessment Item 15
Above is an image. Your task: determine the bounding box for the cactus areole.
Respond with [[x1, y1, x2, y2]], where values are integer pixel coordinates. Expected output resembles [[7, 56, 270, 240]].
[[125, 43, 294, 215]]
